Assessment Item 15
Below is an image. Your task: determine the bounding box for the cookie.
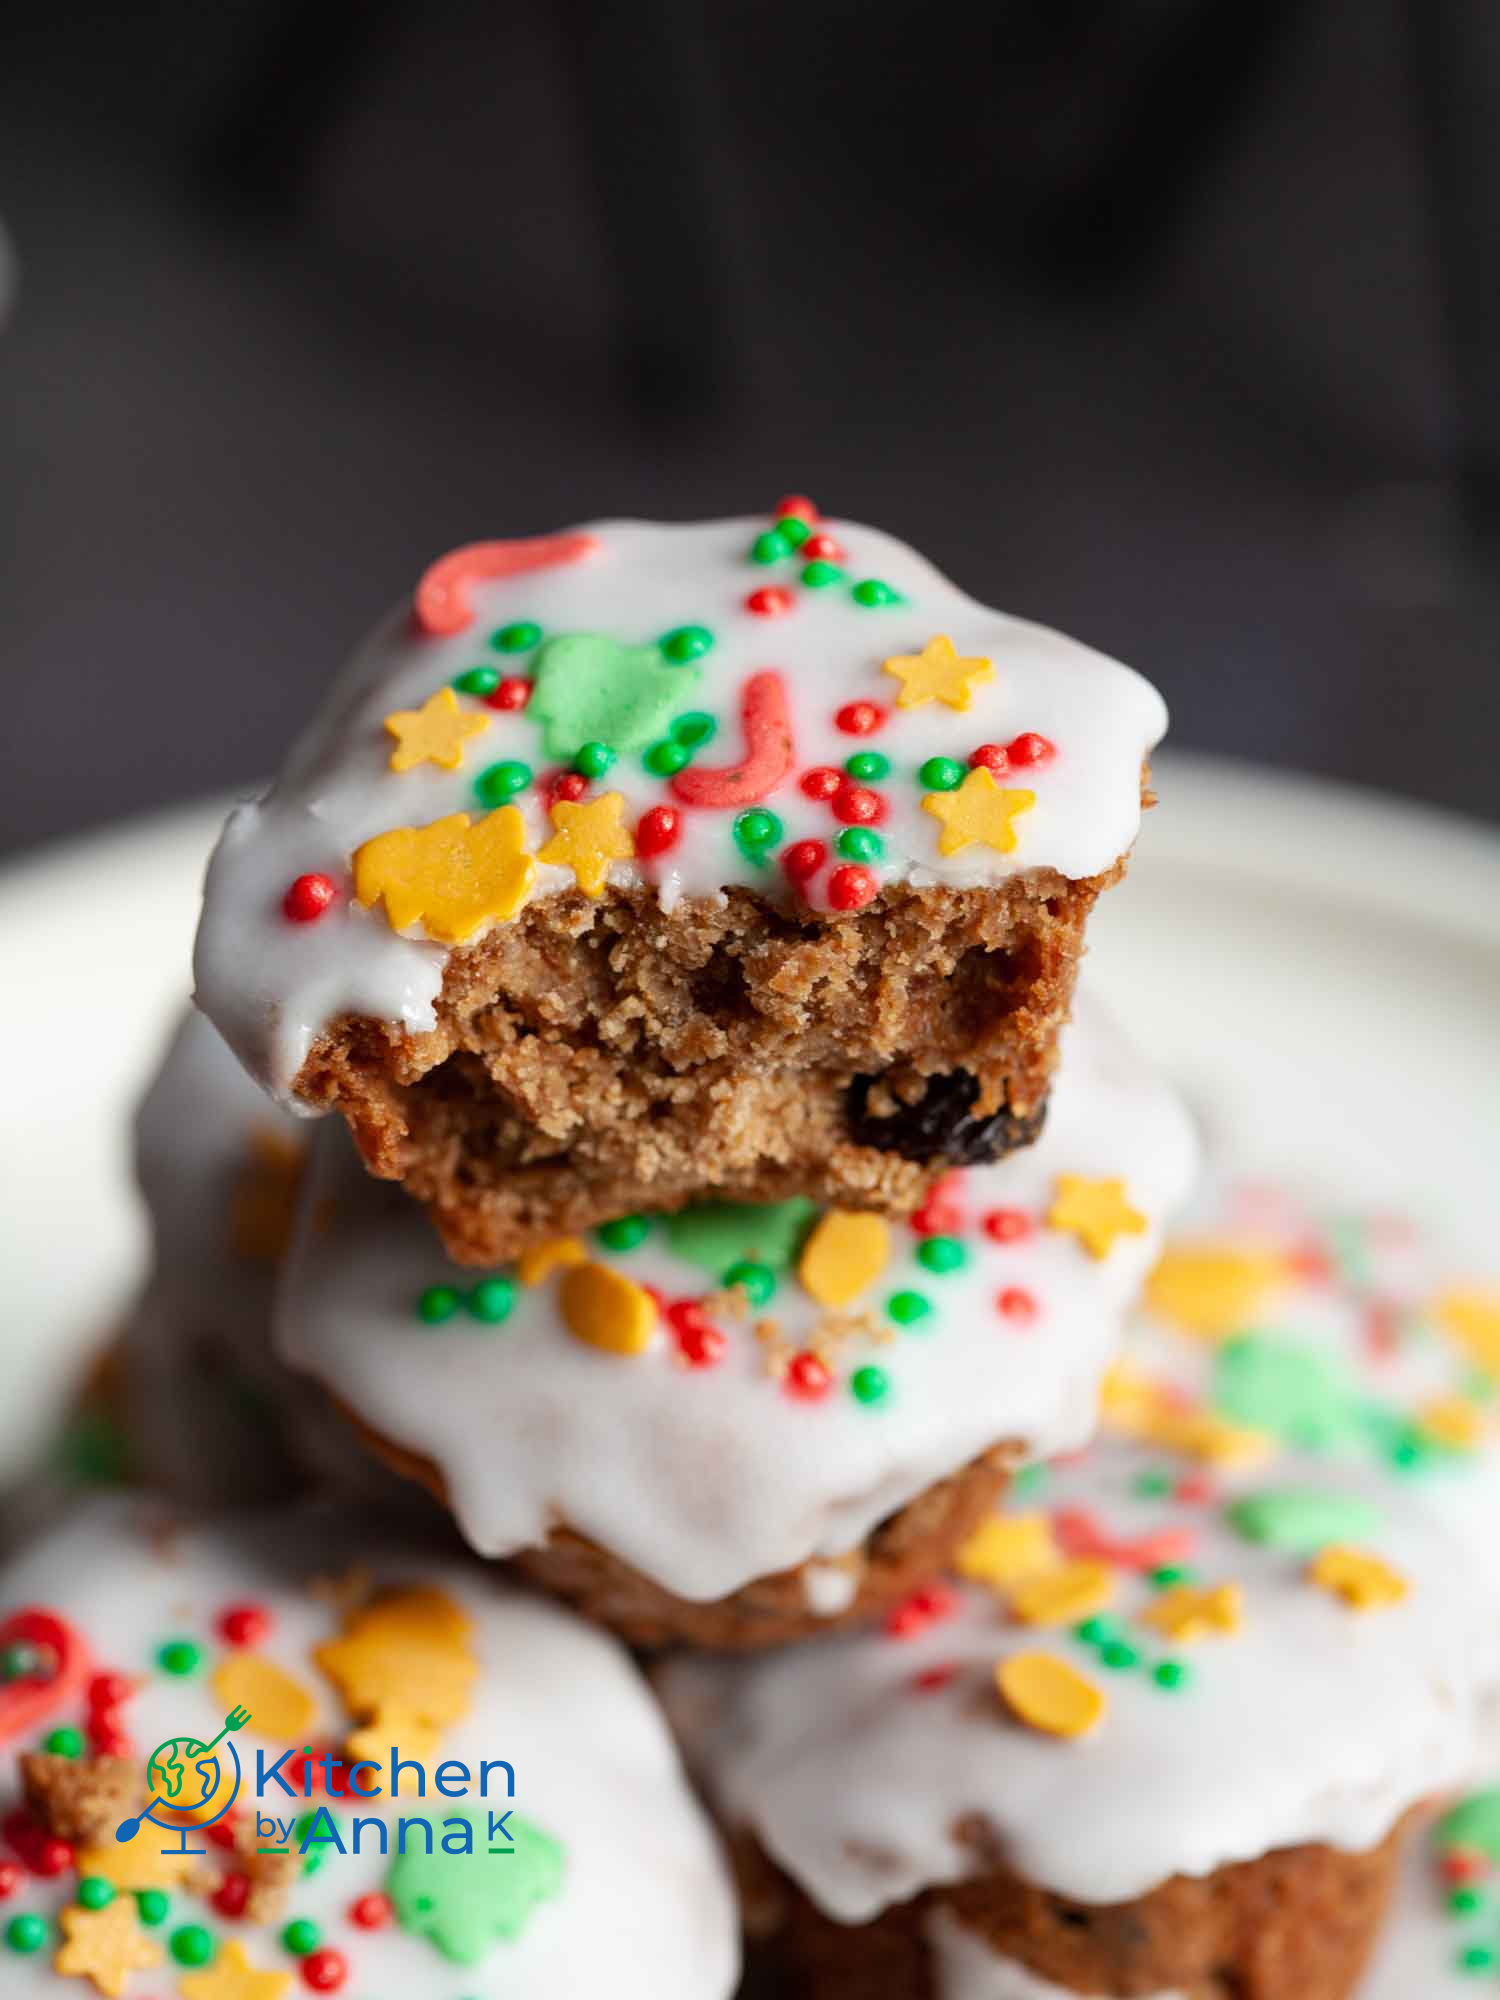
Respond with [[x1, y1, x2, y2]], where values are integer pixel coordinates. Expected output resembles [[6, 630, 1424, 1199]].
[[194, 505, 1167, 1262], [0, 1499, 739, 1998], [275, 1001, 1196, 1648]]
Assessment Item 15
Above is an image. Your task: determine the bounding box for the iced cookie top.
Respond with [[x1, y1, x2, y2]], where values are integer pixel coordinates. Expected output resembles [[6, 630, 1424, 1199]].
[[194, 503, 1167, 1102], [276, 1004, 1196, 1602], [0, 1500, 738, 1999]]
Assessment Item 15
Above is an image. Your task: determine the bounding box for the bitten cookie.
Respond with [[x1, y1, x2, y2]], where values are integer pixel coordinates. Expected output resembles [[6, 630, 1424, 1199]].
[[661, 1300, 1500, 1993], [194, 502, 1168, 1263], [275, 1002, 1196, 1649], [0, 1498, 739, 1998]]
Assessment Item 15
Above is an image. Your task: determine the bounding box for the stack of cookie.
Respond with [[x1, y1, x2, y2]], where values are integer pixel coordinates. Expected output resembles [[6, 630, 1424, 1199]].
[[7, 500, 1492, 1999]]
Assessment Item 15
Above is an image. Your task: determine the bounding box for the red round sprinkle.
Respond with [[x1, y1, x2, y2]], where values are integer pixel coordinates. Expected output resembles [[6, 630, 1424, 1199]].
[[834, 700, 886, 736], [968, 742, 1010, 774], [800, 765, 842, 801], [205, 1817, 240, 1851], [884, 1583, 958, 1639], [87, 1672, 132, 1712], [774, 493, 817, 523], [666, 1300, 727, 1369], [801, 532, 844, 563], [910, 1189, 963, 1237], [982, 1208, 1033, 1244], [996, 1286, 1037, 1323], [1006, 732, 1054, 768], [282, 873, 337, 924], [350, 1892, 393, 1930], [827, 864, 877, 912], [218, 1603, 271, 1649], [34, 1837, 74, 1877], [302, 1948, 349, 1993], [780, 839, 826, 886], [911, 1664, 956, 1693], [831, 781, 884, 826], [635, 804, 683, 858], [485, 676, 532, 711], [213, 1872, 250, 1919], [784, 1351, 832, 1401], [1174, 1472, 1216, 1506], [1441, 1848, 1486, 1885], [88, 1720, 132, 1759], [0, 1861, 21, 1898], [745, 586, 793, 617], [547, 770, 588, 806]]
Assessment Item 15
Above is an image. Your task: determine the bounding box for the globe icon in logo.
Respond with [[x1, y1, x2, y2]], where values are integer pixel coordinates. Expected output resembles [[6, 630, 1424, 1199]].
[[116, 1706, 251, 1856]]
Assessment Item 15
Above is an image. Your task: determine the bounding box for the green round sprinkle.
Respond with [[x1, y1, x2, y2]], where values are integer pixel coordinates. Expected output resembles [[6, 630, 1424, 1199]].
[[887, 1290, 932, 1326], [77, 1877, 115, 1911], [597, 1215, 651, 1253], [136, 1891, 169, 1926], [170, 1925, 215, 1968], [467, 1277, 516, 1324], [282, 1918, 321, 1956], [734, 809, 782, 857], [44, 1725, 84, 1758], [1450, 1886, 1485, 1915], [852, 578, 900, 607], [1100, 1639, 1140, 1671], [6, 1914, 48, 1955], [1153, 1660, 1191, 1691], [775, 516, 811, 548], [751, 530, 790, 564], [573, 740, 616, 779], [916, 1236, 966, 1275], [491, 620, 542, 653], [1149, 1564, 1196, 1590], [851, 1365, 890, 1406], [474, 759, 532, 808], [452, 666, 500, 697], [661, 624, 714, 664], [722, 1260, 775, 1308], [670, 711, 716, 748], [293, 1813, 328, 1873], [1461, 1943, 1497, 1971], [1075, 1615, 1119, 1647], [801, 559, 842, 588], [416, 1285, 462, 1325], [844, 751, 890, 782], [920, 756, 966, 791], [1132, 1471, 1173, 1500], [836, 826, 883, 862], [645, 739, 690, 777], [156, 1639, 201, 1677]]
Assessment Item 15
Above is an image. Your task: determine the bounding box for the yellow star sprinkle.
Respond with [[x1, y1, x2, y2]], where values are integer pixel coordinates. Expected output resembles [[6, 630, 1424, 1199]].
[[798, 1211, 891, 1309], [955, 1513, 1060, 1591], [54, 1895, 162, 1997], [537, 791, 635, 898], [1048, 1175, 1148, 1260], [317, 1585, 478, 1769], [882, 634, 994, 710], [383, 686, 491, 773], [1145, 1243, 1286, 1339], [560, 1261, 657, 1356], [1309, 1545, 1409, 1612], [1435, 1288, 1500, 1379], [996, 1651, 1106, 1739], [178, 1940, 291, 2000], [1140, 1582, 1243, 1644], [353, 806, 535, 943], [518, 1235, 588, 1286], [1010, 1559, 1115, 1628], [921, 766, 1035, 858]]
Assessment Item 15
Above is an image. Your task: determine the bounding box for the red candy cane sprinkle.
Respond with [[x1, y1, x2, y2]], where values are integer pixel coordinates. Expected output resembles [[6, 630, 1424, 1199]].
[[282, 874, 337, 924], [827, 864, 877, 911], [784, 1351, 832, 1401], [485, 676, 532, 712], [1006, 732, 1055, 768], [835, 700, 886, 736], [745, 586, 793, 617], [635, 805, 683, 858], [780, 839, 826, 886], [670, 671, 794, 809], [968, 743, 1010, 774]]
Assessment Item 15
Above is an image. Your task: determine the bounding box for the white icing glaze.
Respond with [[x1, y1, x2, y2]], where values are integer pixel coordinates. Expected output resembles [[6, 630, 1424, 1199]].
[[924, 1906, 1186, 2000], [275, 1003, 1196, 1601], [666, 1439, 1500, 1918], [192, 515, 1167, 1102], [0, 1497, 739, 1999]]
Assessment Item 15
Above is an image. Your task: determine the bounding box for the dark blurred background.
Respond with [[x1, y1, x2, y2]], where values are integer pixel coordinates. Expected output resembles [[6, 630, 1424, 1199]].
[[3, 0, 1497, 857]]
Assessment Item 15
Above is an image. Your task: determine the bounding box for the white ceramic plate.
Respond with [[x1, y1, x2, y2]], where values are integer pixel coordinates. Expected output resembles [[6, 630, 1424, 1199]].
[[3, 754, 1498, 1487]]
